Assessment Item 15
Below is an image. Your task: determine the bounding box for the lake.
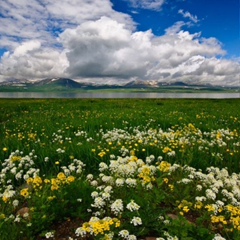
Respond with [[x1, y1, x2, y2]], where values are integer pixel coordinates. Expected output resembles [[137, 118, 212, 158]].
[[0, 92, 239, 99]]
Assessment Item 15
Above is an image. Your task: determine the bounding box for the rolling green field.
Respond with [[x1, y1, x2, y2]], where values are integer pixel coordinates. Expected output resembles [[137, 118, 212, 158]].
[[0, 99, 239, 240]]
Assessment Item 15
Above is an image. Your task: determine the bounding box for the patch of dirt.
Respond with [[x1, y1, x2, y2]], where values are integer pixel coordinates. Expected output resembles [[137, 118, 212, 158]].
[[36, 218, 86, 240]]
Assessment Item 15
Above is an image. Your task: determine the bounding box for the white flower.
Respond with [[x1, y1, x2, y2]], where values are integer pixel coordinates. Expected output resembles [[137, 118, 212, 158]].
[[102, 175, 113, 184], [116, 178, 125, 186], [130, 216, 142, 226], [45, 231, 54, 238], [92, 197, 105, 208], [23, 212, 29, 218], [179, 178, 192, 184], [12, 199, 19, 207], [196, 184, 202, 191], [163, 220, 170, 225], [125, 178, 137, 187], [75, 227, 86, 237], [111, 199, 123, 215], [102, 192, 111, 200], [99, 162, 108, 172], [91, 191, 99, 198], [91, 180, 98, 186], [118, 230, 129, 238], [14, 215, 21, 222], [195, 196, 206, 202], [104, 186, 112, 193], [126, 200, 140, 212], [206, 189, 216, 200], [15, 172, 22, 180], [86, 174, 94, 180], [128, 235, 137, 240], [212, 233, 226, 240], [56, 148, 65, 153]]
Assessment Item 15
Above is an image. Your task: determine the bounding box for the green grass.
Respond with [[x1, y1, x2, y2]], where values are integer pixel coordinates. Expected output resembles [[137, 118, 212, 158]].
[[0, 99, 239, 240]]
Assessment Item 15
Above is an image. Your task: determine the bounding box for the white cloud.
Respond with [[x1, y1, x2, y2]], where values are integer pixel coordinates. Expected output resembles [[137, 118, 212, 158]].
[[0, 41, 68, 79], [0, 0, 134, 50], [57, 16, 240, 86], [127, 0, 165, 11], [178, 9, 199, 23]]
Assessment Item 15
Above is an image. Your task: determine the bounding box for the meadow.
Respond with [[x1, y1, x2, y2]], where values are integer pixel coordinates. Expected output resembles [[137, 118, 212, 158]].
[[0, 99, 239, 240]]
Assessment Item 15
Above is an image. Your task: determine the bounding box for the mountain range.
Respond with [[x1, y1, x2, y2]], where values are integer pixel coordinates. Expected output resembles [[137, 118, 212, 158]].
[[0, 77, 239, 92]]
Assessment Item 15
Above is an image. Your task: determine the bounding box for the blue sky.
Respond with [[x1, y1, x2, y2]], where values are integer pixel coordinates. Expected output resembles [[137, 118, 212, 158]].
[[111, 0, 240, 57], [0, 0, 239, 86]]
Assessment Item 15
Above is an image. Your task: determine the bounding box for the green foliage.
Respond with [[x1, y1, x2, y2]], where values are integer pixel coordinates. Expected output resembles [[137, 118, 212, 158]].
[[0, 99, 239, 239]]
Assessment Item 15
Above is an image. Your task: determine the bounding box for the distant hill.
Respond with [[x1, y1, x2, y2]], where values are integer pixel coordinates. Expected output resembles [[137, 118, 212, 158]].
[[0, 77, 239, 92], [33, 78, 87, 89]]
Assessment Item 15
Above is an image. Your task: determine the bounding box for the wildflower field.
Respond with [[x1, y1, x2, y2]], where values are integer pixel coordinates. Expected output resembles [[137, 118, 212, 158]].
[[0, 99, 239, 240]]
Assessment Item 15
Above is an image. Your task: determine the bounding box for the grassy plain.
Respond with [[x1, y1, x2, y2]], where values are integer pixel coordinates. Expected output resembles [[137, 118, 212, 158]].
[[0, 99, 239, 240]]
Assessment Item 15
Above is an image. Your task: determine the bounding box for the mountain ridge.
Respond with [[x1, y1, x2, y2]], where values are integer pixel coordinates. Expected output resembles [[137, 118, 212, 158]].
[[0, 77, 239, 91]]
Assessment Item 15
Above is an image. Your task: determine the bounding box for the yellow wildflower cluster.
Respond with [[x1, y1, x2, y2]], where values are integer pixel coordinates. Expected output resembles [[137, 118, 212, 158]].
[[211, 215, 227, 225], [81, 218, 120, 236], [98, 151, 106, 158], [46, 172, 75, 191], [159, 161, 171, 173], [162, 147, 172, 154], [138, 165, 155, 184], [186, 123, 198, 133], [178, 200, 192, 216], [226, 205, 240, 231], [10, 156, 22, 163], [194, 201, 203, 210], [205, 204, 217, 213], [28, 133, 37, 141], [27, 176, 43, 190]]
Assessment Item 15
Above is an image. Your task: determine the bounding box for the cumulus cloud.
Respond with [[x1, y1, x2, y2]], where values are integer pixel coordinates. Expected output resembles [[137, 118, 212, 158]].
[[0, 0, 133, 50], [58, 16, 233, 85], [0, 41, 68, 79], [60, 17, 151, 78]]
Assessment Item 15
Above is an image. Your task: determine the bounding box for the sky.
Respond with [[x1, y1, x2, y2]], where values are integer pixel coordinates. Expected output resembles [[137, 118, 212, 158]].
[[0, 0, 239, 86]]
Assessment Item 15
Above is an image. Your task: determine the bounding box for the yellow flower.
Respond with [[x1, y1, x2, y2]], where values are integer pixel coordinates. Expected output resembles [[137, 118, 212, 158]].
[[48, 196, 56, 201], [205, 204, 216, 212], [2, 196, 9, 203], [98, 151, 106, 158], [163, 178, 169, 184], [20, 188, 29, 198], [33, 176, 43, 189], [26, 178, 33, 185], [57, 172, 66, 181], [159, 161, 171, 172], [162, 147, 172, 154], [3, 147, 8, 152], [183, 206, 190, 213], [211, 215, 227, 225], [194, 201, 203, 210], [51, 178, 60, 191], [11, 156, 22, 163], [44, 179, 50, 184], [66, 176, 75, 183]]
